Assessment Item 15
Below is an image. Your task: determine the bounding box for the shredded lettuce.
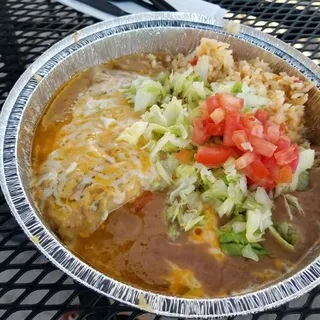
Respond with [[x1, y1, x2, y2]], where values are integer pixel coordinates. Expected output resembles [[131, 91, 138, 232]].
[[276, 222, 298, 245], [255, 187, 273, 209], [175, 164, 197, 179], [242, 244, 259, 261], [297, 170, 310, 191], [183, 81, 211, 109], [217, 198, 235, 217], [186, 191, 203, 212], [246, 209, 273, 242], [142, 105, 168, 126], [211, 81, 236, 94], [166, 200, 184, 223], [150, 132, 190, 158], [122, 76, 166, 113], [219, 218, 268, 260], [232, 221, 247, 233], [195, 163, 217, 188], [155, 72, 169, 85], [151, 154, 179, 191], [169, 68, 194, 96], [231, 81, 243, 93], [289, 148, 314, 191], [156, 161, 173, 185], [269, 222, 298, 251], [162, 97, 187, 126], [116, 121, 148, 145], [283, 194, 304, 220], [200, 160, 248, 217], [180, 210, 204, 231]]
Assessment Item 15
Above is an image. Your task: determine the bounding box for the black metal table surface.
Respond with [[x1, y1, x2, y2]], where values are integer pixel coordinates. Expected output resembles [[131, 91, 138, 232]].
[[0, 0, 320, 319]]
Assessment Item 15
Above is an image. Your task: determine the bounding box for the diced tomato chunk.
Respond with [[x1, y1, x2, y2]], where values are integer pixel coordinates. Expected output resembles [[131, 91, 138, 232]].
[[236, 122, 248, 131], [195, 145, 232, 167], [232, 130, 250, 152], [243, 165, 276, 190], [235, 151, 255, 170], [206, 95, 221, 115], [254, 109, 269, 124], [223, 111, 240, 146], [279, 165, 293, 184], [251, 124, 264, 138], [251, 159, 269, 179], [249, 135, 277, 158], [230, 146, 245, 157], [266, 124, 280, 144], [210, 107, 226, 124], [190, 57, 198, 66], [246, 176, 255, 185], [241, 114, 261, 130], [274, 144, 299, 166], [262, 156, 281, 183], [200, 101, 210, 120], [217, 93, 244, 112], [192, 118, 208, 145], [290, 154, 299, 173], [206, 122, 224, 136], [133, 191, 153, 212], [176, 149, 194, 165], [276, 136, 291, 151]]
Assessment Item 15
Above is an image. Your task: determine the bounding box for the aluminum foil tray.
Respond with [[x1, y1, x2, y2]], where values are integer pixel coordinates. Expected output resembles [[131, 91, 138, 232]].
[[1, 12, 320, 318]]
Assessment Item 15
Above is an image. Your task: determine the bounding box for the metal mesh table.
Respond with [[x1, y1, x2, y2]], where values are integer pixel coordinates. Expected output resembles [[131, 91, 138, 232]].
[[0, 0, 319, 319]]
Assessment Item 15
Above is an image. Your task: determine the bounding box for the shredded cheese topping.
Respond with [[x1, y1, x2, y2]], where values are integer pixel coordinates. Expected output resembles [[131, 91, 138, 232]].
[[32, 70, 157, 240]]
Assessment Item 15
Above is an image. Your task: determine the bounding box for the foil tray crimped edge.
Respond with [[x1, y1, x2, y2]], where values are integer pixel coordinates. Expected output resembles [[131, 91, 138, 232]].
[[1, 12, 320, 318]]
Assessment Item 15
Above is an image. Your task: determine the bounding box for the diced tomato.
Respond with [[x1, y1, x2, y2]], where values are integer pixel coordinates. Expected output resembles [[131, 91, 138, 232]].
[[246, 176, 255, 185], [230, 147, 245, 157], [232, 130, 250, 152], [251, 124, 264, 138], [251, 159, 269, 179], [241, 114, 262, 130], [254, 109, 269, 124], [190, 57, 198, 66], [200, 101, 210, 120], [195, 145, 232, 167], [276, 136, 291, 151], [192, 118, 208, 145], [133, 191, 153, 212], [206, 95, 221, 115], [223, 111, 240, 146], [243, 165, 276, 190], [202, 118, 211, 128], [236, 122, 248, 131], [279, 165, 293, 184], [274, 144, 299, 166], [210, 107, 226, 124], [270, 164, 281, 183], [249, 135, 277, 158], [290, 154, 299, 173], [262, 156, 281, 183], [176, 149, 194, 165], [266, 124, 280, 144], [206, 122, 224, 136], [217, 93, 244, 112], [235, 151, 255, 170]]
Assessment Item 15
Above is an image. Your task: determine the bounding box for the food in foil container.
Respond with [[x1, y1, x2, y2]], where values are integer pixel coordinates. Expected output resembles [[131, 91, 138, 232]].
[[31, 38, 320, 298]]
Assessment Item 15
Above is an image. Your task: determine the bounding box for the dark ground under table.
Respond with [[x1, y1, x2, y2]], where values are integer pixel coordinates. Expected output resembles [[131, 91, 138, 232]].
[[0, 0, 320, 319]]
